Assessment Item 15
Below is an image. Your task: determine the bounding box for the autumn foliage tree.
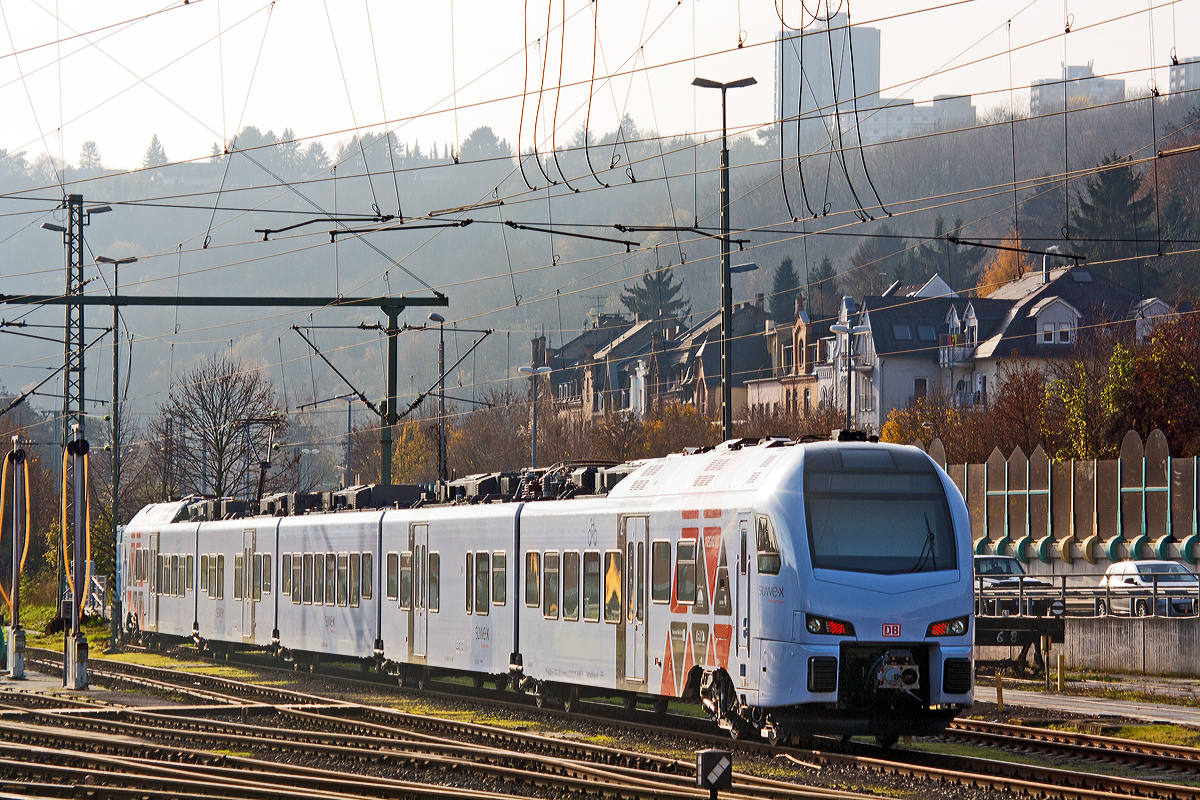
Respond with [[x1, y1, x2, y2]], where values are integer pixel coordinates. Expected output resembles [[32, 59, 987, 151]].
[[974, 232, 1033, 296]]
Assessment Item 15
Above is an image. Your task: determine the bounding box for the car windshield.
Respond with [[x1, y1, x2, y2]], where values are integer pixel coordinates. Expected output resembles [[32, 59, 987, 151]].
[[1137, 563, 1198, 583], [975, 558, 1024, 576], [804, 447, 956, 575]]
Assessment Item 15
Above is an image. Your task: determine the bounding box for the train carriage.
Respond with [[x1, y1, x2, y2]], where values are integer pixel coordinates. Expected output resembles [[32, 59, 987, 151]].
[[119, 436, 973, 743]]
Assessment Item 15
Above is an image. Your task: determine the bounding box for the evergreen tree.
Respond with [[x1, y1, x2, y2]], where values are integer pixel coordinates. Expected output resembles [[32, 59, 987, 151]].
[[620, 265, 691, 322], [768, 256, 801, 323], [1073, 152, 1154, 293], [78, 140, 103, 171], [808, 255, 838, 319], [142, 134, 168, 168]]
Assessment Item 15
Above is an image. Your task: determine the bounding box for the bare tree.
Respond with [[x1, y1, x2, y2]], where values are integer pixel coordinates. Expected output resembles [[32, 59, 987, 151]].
[[147, 355, 291, 499]]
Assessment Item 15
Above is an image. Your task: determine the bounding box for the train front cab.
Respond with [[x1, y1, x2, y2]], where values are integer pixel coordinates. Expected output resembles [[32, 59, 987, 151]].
[[752, 443, 974, 744], [122, 501, 192, 643]]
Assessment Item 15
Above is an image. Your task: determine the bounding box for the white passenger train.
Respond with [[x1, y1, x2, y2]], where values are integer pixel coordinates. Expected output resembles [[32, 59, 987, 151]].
[[119, 437, 974, 744]]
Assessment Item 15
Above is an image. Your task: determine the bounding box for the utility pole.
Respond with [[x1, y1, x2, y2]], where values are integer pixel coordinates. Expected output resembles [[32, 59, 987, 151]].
[[97, 254, 135, 649], [381, 306, 401, 486]]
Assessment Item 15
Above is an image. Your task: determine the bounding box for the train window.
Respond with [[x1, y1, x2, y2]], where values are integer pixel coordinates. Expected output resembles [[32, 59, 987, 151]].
[[302, 553, 314, 604], [210, 555, 218, 599], [281, 555, 291, 596], [651, 541, 671, 603], [675, 541, 697, 605], [216, 554, 225, 599], [361, 552, 373, 600], [543, 552, 560, 620], [313, 554, 325, 605], [155, 554, 163, 595], [804, 451, 956, 574], [562, 551, 580, 621], [262, 554, 272, 595], [187, 555, 194, 592], [253, 553, 263, 601], [475, 552, 490, 614], [603, 551, 623, 624], [637, 541, 645, 623], [756, 516, 781, 575], [492, 552, 506, 606], [171, 555, 179, 596], [713, 566, 733, 616], [428, 552, 440, 612], [400, 552, 413, 610], [349, 553, 361, 608], [740, 530, 747, 576], [337, 554, 349, 607], [525, 552, 540, 608], [582, 552, 600, 622], [326, 553, 337, 606], [201, 555, 209, 592], [626, 544, 635, 623], [291, 555, 301, 604], [234, 554, 243, 600], [386, 552, 399, 601], [464, 552, 473, 613], [178, 557, 186, 596], [415, 546, 424, 609]]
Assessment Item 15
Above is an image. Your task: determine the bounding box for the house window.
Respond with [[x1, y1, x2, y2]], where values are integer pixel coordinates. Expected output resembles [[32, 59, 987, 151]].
[[893, 324, 912, 341], [1042, 323, 1055, 343], [917, 325, 937, 342], [804, 388, 811, 414], [1058, 322, 1072, 343], [782, 345, 794, 375], [914, 377, 927, 399]]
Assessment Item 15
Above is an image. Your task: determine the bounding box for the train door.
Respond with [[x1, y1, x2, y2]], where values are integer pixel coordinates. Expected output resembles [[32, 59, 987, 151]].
[[624, 516, 647, 683], [242, 529, 255, 642], [735, 516, 750, 656], [148, 533, 159, 631], [412, 524, 428, 659]]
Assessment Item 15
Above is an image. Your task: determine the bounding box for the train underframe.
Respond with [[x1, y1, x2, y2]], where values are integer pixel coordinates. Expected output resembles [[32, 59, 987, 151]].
[[700, 642, 967, 745]]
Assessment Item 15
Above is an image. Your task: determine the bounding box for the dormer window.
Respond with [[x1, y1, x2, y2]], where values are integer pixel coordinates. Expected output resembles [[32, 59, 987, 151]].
[[1030, 297, 1081, 347]]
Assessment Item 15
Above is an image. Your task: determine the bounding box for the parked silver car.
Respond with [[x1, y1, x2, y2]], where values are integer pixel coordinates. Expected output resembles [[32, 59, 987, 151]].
[[974, 555, 1053, 616], [1096, 561, 1199, 617]]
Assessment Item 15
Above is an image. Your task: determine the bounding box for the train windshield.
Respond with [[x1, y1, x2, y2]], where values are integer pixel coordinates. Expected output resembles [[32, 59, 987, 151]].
[[804, 447, 956, 575]]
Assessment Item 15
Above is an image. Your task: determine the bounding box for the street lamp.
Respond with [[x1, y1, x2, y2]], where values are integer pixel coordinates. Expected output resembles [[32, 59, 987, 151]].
[[517, 365, 552, 468], [830, 323, 870, 432], [334, 393, 353, 488], [693, 75, 757, 441], [300, 448, 320, 489], [427, 312, 446, 485]]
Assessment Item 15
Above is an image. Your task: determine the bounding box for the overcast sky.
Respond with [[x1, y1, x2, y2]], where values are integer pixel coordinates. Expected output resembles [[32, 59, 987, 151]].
[[3, 0, 1198, 173]]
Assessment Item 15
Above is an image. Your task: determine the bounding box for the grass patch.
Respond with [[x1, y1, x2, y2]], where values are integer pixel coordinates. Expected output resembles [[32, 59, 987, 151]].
[[1044, 722, 1200, 748]]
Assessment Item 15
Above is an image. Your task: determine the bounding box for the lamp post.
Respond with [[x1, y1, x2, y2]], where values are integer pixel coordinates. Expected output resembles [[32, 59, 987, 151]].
[[693, 75, 756, 441], [830, 323, 870, 432], [427, 313, 446, 484], [517, 365, 552, 468], [335, 393, 353, 488], [96, 254, 135, 649], [300, 448, 320, 489]]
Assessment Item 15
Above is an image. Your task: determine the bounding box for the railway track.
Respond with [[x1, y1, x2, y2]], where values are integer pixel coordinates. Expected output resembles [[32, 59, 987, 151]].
[[23, 647, 1200, 800]]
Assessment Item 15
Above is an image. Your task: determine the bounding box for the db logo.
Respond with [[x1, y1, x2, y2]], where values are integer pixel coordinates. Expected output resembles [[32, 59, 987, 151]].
[[882, 623, 901, 638]]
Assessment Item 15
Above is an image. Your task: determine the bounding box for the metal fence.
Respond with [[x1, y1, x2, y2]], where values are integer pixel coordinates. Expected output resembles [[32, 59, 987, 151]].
[[975, 573, 1200, 619]]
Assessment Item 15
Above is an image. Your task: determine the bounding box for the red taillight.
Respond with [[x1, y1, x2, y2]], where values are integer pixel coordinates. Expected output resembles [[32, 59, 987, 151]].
[[929, 621, 949, 636], [827, 621, 848, 635]]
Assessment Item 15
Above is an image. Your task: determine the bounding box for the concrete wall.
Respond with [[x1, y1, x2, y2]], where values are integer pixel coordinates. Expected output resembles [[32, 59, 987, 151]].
[[976, 617, 1200, 676]]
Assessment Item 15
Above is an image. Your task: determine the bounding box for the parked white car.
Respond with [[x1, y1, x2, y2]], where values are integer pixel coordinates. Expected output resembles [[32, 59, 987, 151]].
[[1096, 561, 1199, 617]]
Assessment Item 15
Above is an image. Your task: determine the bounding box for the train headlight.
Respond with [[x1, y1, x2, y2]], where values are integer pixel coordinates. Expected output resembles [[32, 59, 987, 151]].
[[805, 614, 856, 637], [926, 616, 969, 637]]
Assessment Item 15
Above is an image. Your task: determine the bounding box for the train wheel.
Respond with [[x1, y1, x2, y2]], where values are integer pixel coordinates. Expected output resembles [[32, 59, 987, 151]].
[[622, 694, 637, 713], [652, 697, 669, 720], [875, 735, 899, 749], [494, 675, 509, 692], [473, 675, 486, 690], [563, 686, 579, 714], [416, 668, 431, 691]]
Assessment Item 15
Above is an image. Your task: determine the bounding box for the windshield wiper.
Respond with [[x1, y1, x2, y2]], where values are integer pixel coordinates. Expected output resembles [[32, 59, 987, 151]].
[[909, 513, 937, 573]]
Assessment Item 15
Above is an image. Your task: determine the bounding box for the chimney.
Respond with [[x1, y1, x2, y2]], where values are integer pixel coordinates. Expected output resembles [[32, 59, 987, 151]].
[[755, 292, 764, 313]]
